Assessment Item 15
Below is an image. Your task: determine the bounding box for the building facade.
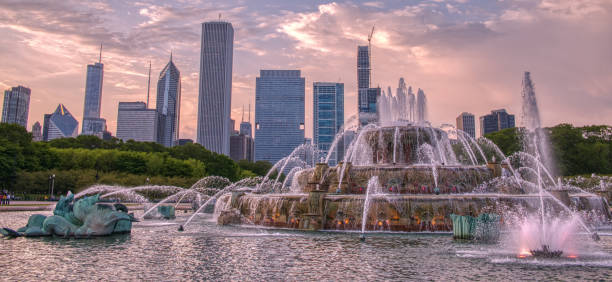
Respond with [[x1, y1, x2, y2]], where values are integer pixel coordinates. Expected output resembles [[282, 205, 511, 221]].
[[156, 55, 181, 147], [31, 121, 42, 141], [82, 61, 105, 136], [255, 70, 305, 164], [43, 104, 79, 141], [116, 102, 157, 142], [359, 87, 381, 126], [456, 112, 476, 139], [479, 109, 516, 136], [313, 82, 344, 165], [2, 85, 30, 127], [357, 45, 380, 126], [230, 134, 254, 162], [197, 21, 234, 156]]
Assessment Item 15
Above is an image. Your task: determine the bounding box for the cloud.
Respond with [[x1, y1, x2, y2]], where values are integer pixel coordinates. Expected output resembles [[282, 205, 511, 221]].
[[0, 0, 610, 141]]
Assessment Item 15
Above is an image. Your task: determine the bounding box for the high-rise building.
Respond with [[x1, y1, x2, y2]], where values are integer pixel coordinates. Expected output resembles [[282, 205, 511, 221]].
[[82, 46, 106, 136], [357, 45, 380, 126], [359, 87, 381, 126], [230, 134, 254, 162], [239, 105, 252, 137], [255, 70, 305, 164], [2, 85, 30, 127], [479, 109, 516, 136], [116, 102, 157, 142], [456, 112, 476, 139], [357, 46, 370, 90], [43, 104, 79, 141], [31, 121, 42, 141], [313, 82, 344, 165], [197, 21, 234, 156], [156, 54, 181, 147]]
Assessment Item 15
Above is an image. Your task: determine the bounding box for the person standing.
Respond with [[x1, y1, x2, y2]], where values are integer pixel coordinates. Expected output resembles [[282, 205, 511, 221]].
[[6, 193, 10, 205]]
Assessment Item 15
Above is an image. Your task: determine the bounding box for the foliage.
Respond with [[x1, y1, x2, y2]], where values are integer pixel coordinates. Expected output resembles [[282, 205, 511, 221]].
[[485, 124, 612, 176], [484, 127, 521, 157], [0, 125, 258, 192]]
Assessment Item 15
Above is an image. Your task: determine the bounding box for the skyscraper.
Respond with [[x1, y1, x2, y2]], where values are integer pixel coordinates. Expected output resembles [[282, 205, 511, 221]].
[[456, 112, 476, 139], [82, 45, 106, 136], [230, 134, 254, 162], [357, 45, 380, 126], [116, 102, 157, 142], [31, 121, 42, 141], [43, 104, 79, 141], [156, 54, 181, 147], [313, 82, 344, 165], [255, 70, 305, 164], [479, 109, 516, 136], [2, 85, 30, 127], [197, 21, 234, 155], [239, 105, 252, 137]]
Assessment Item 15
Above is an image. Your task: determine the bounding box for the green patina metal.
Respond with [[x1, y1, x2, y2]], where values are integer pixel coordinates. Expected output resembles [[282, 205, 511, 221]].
[[2, 192, 136, 238], [450, 213, 500, 242]]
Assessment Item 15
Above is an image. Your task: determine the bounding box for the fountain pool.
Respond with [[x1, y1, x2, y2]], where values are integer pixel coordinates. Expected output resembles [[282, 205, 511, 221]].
[[1, 211, 611, 280]]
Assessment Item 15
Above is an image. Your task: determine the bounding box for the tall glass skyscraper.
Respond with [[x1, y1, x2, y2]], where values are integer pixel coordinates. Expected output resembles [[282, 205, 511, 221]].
[[197, 21, 234, 155], [156, 54, 181, 147], [82, 49, 106, 136], [357, 45, 380, 126], [313, 82, 344, 165], [2, 85, 30, 127], [255, 70, 305, 164]]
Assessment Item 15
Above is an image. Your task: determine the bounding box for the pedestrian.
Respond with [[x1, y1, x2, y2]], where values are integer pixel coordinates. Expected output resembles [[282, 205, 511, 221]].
[[6, 193, 10, 205], [0, 193, 5, 205]]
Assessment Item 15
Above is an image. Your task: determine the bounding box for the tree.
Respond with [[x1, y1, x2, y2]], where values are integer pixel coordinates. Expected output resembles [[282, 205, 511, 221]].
[[484, 127, 521, 157]]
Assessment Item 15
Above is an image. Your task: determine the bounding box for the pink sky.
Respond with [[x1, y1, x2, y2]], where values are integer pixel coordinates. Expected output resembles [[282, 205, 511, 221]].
[[0, 0, 611, 139]]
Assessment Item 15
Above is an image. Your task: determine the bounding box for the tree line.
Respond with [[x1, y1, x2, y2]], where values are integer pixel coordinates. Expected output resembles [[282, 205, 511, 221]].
[[0, 123, 273, 195], [485, 124, 611, 176]]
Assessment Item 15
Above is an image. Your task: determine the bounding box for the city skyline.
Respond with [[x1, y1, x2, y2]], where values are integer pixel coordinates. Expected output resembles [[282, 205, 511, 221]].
[[0, 1, 611, 141]]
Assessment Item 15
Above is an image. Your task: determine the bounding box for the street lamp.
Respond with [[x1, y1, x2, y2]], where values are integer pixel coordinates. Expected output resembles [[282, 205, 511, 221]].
[[49, 174, 55, 200]]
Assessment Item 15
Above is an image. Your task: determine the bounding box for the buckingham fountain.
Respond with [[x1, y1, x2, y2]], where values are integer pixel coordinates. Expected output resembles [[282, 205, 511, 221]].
[[3, 73, 611, 259]]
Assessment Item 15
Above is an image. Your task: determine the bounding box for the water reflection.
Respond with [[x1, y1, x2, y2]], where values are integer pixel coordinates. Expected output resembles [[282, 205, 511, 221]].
[[1, 211, 611, 280]]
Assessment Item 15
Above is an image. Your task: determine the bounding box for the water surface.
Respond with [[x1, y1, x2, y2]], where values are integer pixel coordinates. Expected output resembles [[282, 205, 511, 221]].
[[1, 211, 611, 280]]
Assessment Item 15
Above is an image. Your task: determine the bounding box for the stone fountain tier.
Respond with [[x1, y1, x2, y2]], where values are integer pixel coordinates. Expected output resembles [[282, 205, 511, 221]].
[[358, 126, 449, 165], [217, 192, 611, 232], [295, 162, 517, 194]]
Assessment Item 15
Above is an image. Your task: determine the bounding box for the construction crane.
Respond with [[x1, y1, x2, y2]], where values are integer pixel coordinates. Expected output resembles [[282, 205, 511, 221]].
[[367, 25, 375, 87], [367, 25, 375, 48]]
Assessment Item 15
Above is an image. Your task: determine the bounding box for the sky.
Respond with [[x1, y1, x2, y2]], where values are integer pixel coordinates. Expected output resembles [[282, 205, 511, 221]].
[[0, 0, 611, 140]]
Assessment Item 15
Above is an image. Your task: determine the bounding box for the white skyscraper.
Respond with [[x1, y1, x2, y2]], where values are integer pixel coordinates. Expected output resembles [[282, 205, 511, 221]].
[[197, 21, 234, 155]]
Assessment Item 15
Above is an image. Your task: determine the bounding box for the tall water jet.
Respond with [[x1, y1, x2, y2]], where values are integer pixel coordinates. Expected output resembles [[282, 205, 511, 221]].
[[408, 86, 416, 122], [521, 71, 556, 178], [361, 176, 380, 240], [416, 88, 427, 124], [397, 78, 408, 121]]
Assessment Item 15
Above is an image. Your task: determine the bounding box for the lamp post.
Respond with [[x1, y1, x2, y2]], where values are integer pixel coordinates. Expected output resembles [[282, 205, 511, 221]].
[[50, 174, 55, 200]]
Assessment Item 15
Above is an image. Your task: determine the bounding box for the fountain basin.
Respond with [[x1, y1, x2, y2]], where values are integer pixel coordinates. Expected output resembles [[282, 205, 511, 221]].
[[217, 192, 610, 232]]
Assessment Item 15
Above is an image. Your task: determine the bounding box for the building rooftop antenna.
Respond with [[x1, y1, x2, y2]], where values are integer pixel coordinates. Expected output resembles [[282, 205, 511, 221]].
[[99, 43, 103, 63], [241, 105, 245, 123], [146, 60, 151, 108], [248, 104, 251, 123]]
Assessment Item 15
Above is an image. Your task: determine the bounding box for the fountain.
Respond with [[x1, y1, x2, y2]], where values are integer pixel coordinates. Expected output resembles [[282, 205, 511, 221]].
[[208, 72, 610, 254]]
